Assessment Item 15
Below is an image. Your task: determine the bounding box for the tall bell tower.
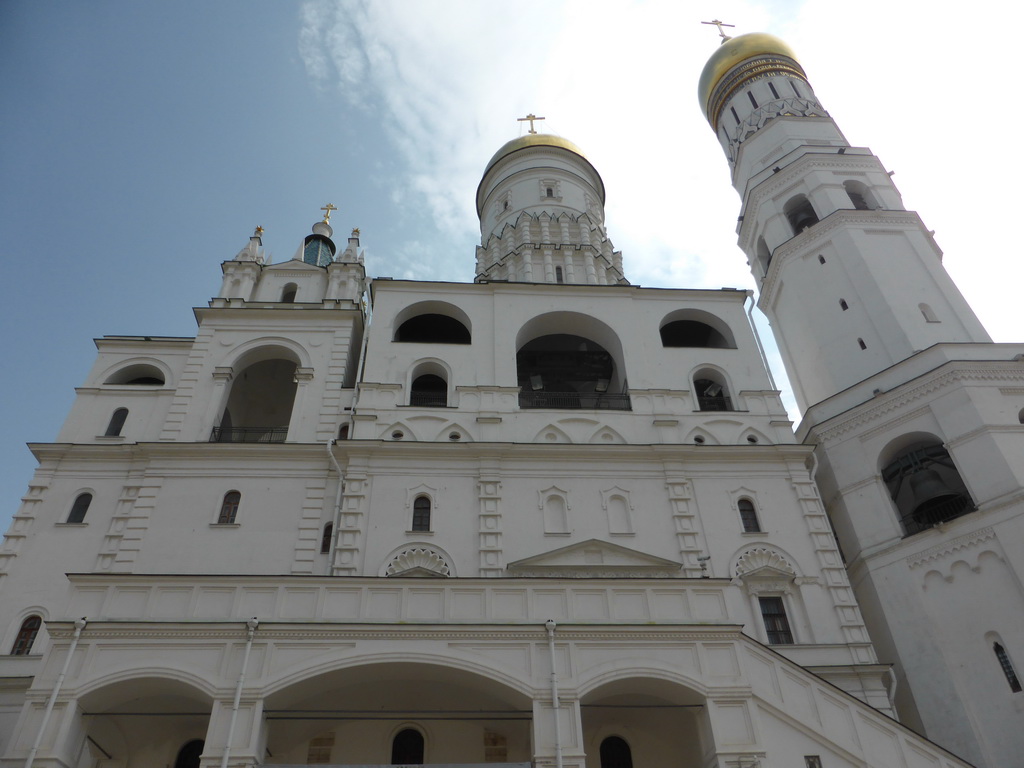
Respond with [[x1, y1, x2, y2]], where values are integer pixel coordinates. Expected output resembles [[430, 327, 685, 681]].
[[700, 32, 1024, 768]]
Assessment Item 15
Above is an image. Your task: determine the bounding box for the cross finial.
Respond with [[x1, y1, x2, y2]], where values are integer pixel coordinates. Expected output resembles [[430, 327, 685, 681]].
[[517, 113, 546, 135], [701, 19, 735, 41], [320, 203, 338, 223], [254, 225, 264, 236], [351, 228, 360, 237]]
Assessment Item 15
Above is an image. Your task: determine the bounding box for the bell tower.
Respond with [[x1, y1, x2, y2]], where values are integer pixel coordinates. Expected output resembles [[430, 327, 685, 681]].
[[700, 32, 1024, 768]]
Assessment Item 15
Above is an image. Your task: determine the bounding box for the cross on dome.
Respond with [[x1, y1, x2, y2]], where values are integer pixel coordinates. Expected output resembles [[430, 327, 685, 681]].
[[701, 18, 735, 41], [320, 203, 338, 222], [517, 113, 546, 134]]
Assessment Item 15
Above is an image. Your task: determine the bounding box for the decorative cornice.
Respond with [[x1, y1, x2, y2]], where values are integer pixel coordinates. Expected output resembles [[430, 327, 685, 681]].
[[906, 527, 996, 569], [811, 364, 1024, 443]]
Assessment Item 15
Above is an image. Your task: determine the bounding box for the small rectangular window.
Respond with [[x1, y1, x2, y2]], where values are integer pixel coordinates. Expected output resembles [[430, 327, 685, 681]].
[[759, 596, 794, 644], [747, 90, 758, 108], [805, 757, 823, 768], [768, 81, 780, 100]]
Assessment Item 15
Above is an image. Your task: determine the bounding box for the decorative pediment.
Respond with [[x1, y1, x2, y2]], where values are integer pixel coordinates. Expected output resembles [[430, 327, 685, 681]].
[[264, 259, 326, 273], [507, 539, 681, 578], [734, 547, 797, 595], [385, 547, 450, 578]]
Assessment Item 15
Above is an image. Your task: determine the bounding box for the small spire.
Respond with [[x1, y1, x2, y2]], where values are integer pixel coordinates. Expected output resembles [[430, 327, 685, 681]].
[[517, 113, 546, 134], [701, 19, 735, 43], [235, 226, 265, 263]]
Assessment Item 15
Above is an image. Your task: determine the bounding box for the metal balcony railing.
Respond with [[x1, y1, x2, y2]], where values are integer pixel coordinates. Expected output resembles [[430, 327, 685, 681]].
[[518, 391, 631, 410], [697, 395, 733, 412], [409, 391, 448, 407], [210, 426, 288, 443], [900, 494, 976, 536]]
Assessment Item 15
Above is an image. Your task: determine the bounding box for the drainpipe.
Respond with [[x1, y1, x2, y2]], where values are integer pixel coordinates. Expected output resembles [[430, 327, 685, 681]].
[[220, 618, 258, 768], [745, 291, 777, 390], [25, 617, 86, 768], [544, 620, 564, 768]]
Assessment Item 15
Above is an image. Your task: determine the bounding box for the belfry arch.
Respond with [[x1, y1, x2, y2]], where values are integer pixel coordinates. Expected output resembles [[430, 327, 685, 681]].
[[214, 344, 303, 443]]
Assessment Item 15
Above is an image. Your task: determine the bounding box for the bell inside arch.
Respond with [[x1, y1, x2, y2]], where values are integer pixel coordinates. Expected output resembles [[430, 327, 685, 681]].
[[908, 468, 960, 524]]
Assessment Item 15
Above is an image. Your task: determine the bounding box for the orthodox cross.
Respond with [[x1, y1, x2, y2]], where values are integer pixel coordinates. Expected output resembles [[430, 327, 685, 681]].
[[320, 203, 338, 222], [517, 113, 546, 134], [701, 19, 735, 40]]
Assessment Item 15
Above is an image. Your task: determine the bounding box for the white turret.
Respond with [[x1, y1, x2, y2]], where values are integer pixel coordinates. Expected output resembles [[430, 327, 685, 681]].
[[475, 132, 626, 285]]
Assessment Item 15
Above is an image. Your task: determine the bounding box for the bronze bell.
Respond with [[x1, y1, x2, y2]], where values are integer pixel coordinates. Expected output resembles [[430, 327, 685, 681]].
[[908, 468, 959, 523]]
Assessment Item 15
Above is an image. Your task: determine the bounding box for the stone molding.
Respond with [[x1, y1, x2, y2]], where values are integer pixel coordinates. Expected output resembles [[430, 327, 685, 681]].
[[906, 527, 997, 569]]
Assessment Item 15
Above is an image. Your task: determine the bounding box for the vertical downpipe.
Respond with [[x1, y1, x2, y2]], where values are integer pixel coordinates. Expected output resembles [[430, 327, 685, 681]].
[[25, 617, 86, 768], [220, 618, 258, 768], [545, 620, 564, 768]]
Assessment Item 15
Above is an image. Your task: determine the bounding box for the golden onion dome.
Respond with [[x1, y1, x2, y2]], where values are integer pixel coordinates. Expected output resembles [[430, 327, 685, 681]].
[[477, 133, 605, 215], [698, 33, 802, 121]]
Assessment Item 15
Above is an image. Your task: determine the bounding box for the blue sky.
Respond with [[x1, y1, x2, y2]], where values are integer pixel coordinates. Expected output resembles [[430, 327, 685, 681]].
[[2, 0, 1022, 528]]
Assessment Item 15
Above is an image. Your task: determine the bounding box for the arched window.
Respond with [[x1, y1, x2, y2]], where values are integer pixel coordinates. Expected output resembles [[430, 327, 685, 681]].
[[839, 299, 849, 311], [391, 728, 424, 764], [410, 374, 447, 407], [694, 375, 732, 411], [218, 491, 241, 525], [320, 523, 333, 554], [104, 407, 128, 437], [338, 424, 349, 440], [843, 180, 879, 211], [756, 236, 772, 277], [104, 363, 165, 386], [738, 499, 761, 532], [174, 739, 205, 768], [10, 615, 41, 655], [994, 642, 1022, 693], [881, 441, 975, 536], [920, 303, 939, 323], [600, 736, 633, 768], [412, 497, 431, 532], [555, 266, 564, 283], [784, 195, 819, 235], [214, 355, 298, 443], [67, 493, 92, 524], [281, 283, 298, 303], [395, 314, 471, 344]]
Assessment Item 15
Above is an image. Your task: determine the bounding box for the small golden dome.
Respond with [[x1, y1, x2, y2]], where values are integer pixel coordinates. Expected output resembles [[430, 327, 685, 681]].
[[482, 133, 591, 178], [698, 33, 801, 121]]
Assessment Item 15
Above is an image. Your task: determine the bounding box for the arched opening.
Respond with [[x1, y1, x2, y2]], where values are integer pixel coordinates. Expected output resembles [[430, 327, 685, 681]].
[[601, 736, 634, 768], [395, 313, 471, 344], [338, 423, 349, 440], [104, 363, 165, 386], [320, 523, 333, 554], [920, 303, 939, 322], [881, 438, 976, 536], [218, 491, 241, 525], [660, 321, 733, 348], [11, 615, 41, 655], [410, 374, 447, 407], [555, 265, 564, 283], [174, 739, 205, 768], [412, 496, 432, 532], [214, 353, 298, 443], [693, 369, 733, 411], [78, 677, 214, 768], [517, 335, 626, 410], [392, 728, 425, 764], [738, 498, 761, 532], [784, 194, 819, 235], [581, 677, 707, 768], [281, 283, 298, 303], [68, 493, 92, 524], [843, 180, 879, 210], [262, 662, 533, 765], [104, 407, 128, 437]]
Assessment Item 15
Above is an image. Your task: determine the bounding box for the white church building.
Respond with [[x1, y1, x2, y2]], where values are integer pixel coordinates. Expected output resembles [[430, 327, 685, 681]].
[[0, 31, 1020, 768]]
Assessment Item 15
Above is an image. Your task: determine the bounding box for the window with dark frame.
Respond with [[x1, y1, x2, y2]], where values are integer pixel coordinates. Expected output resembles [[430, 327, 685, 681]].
[[994, 642, 1022, 692], [759, 596, 794, 644], [391, 728, 424, 764], [320, 523, 333, 554], [218, 491, 241, 525], [738, 499, 761, 533], [10, 615, 41, 655], [412, 496, 431, 532], [67, 493, 92, 524], [104, 407, 128, 437], [805, 757, 823, 768]]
